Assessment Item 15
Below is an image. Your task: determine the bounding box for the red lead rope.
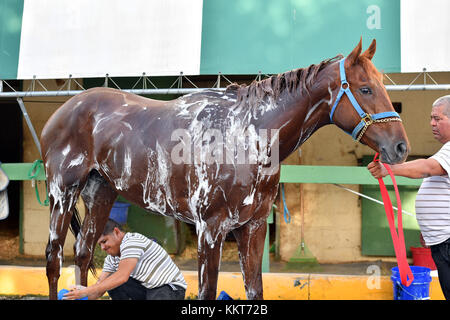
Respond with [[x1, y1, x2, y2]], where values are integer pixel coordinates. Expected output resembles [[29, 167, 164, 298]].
[[373, 153, 414, 287]]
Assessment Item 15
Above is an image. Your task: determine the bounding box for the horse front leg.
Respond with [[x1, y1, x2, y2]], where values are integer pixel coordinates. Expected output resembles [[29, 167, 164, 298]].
[[74, 213, 107, 287], [196, 226, 224, 300], [76, 173, 117, 287], [232, 219, 267, 300]]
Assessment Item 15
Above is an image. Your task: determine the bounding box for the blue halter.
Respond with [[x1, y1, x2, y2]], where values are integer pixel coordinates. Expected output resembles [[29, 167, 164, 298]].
[[329, 58, 401, 141]]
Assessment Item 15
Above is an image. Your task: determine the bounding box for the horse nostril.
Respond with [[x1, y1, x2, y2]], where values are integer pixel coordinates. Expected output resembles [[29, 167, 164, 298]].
[[396, 141, 407, 156]]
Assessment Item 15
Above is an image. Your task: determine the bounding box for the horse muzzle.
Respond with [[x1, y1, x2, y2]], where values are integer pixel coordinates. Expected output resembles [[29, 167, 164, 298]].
[[379, 140, 409, 164]]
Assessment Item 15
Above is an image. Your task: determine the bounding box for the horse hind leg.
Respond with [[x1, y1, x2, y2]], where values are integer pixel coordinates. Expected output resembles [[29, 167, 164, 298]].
[[45, 179, 84, 300], [75, 170, 118, 287]]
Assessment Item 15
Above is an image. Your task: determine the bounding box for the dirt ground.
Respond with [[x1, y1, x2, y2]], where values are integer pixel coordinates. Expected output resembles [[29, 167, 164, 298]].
[[0, 231, 19, 261]]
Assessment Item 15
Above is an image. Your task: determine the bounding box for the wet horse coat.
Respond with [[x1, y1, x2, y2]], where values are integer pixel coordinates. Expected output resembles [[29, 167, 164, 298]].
[[42, 39, 409, 299]]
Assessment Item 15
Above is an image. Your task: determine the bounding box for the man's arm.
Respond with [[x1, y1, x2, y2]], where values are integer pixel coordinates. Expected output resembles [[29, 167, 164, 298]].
[[79, 270, 112, 300], [367, 158, 446, 179], [64, 258, 138, 300]]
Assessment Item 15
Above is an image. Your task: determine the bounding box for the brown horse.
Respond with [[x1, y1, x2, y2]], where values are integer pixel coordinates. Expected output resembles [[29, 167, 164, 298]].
[[42, 39, 409, 300]]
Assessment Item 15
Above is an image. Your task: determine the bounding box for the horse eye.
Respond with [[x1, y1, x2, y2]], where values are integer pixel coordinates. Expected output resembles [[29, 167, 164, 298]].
[[359, 87, 372, 95]]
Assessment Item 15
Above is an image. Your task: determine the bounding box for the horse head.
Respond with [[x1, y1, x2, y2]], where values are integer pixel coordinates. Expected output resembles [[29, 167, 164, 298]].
[[329, 38, 409, 164]]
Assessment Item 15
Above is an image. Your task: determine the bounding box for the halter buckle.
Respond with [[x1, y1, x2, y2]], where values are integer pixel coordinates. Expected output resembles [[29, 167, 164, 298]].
[[362, 114, 373, 125]]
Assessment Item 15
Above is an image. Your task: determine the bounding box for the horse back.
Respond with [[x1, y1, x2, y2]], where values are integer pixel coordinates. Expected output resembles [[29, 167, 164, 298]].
[[41, 87, 165, 150]]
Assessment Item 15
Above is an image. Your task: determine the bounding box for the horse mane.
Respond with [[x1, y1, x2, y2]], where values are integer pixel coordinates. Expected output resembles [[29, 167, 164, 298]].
[[226, 54, 343, 106]]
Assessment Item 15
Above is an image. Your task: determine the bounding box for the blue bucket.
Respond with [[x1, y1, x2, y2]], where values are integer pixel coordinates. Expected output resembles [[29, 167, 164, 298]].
[[109, 201, 130, 225], [217, 290, 233, 300], [391, 266, 432, 300]]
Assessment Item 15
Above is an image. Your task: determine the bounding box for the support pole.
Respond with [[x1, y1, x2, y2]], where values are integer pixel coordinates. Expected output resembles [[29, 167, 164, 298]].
[[0, 84, 449, 99], [17, 98, 42, 158]]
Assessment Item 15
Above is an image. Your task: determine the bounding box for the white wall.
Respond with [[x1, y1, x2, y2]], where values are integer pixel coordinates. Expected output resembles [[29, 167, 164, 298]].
[[18, 0, 203, 79], [401, 0, 450, 72]]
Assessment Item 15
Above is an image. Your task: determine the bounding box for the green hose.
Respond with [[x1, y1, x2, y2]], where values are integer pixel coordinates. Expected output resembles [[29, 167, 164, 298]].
[[27, 160, 49, 206]]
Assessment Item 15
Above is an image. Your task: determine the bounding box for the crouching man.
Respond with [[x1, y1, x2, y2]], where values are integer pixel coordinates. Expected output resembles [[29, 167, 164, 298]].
[[64, 219, 187, 300]]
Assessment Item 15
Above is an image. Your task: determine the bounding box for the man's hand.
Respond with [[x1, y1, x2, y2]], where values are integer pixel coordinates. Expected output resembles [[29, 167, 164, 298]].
[[63, 258, 138, 300], [63, 285, 88, 300], [367, 161, 388, 179]]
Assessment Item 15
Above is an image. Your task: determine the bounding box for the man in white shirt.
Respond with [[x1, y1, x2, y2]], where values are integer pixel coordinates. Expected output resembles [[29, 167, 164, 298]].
[[368, 95, 450, 300], [64, 219, 187, 300]]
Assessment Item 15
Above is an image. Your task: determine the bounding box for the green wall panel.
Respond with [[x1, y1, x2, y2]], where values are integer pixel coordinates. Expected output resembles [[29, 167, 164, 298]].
[[0, 0, 23, 79], [360, 156, 421, 256], [361, 185, 421, 257], [200, 0, 400, 74]]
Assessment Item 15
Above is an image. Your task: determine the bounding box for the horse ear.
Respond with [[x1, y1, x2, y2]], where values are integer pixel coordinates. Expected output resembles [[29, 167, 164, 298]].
[[361, 39, 376, 60], [346, 37, 363, 66]]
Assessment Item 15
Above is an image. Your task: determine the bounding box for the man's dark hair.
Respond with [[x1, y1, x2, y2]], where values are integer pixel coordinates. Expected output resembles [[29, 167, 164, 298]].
[[102, 219, 123, 235]]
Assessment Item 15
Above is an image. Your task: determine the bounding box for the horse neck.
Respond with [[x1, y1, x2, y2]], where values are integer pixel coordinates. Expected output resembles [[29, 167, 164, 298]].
[[249, 73, 336, 162]]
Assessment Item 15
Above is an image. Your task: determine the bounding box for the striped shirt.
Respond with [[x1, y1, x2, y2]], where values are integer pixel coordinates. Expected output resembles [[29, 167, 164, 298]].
[[415, 141, 450, 246], [103, 232, 187, 290]]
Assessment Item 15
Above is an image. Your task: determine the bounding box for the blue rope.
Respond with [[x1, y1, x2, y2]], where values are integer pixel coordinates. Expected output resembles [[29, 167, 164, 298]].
[[280, 183, 291, 224]]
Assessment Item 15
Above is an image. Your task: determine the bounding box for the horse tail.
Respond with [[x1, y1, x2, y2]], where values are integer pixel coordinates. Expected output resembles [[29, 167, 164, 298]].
[[69, 206, 82, 237], [69, 207, 98, 278]]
